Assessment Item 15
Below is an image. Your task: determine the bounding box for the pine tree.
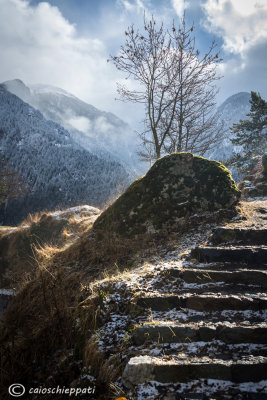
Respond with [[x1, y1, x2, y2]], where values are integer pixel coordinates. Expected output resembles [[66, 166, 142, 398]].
[[229, 91, 267, 175]]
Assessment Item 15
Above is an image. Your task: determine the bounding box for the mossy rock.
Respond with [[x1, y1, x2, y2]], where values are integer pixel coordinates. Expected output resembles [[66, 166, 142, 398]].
[[94, 153, 240, 237]]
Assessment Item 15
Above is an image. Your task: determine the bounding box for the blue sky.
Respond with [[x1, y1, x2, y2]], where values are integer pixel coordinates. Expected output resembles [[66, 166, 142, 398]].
[[28, 0, 223, 55], [0, 0, 266, 126]]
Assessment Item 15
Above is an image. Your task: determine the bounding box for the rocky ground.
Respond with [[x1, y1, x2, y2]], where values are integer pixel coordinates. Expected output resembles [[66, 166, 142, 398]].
[[84, 200, 267, 399], [1, 200, 266, 399]]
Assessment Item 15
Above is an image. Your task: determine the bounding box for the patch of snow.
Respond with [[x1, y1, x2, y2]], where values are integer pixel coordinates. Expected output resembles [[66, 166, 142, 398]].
[[0, 289, 15, 296]]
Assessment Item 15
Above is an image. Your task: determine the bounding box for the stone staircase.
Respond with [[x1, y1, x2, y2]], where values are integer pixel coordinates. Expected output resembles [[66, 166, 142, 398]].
[[122, 226, 267, 398]]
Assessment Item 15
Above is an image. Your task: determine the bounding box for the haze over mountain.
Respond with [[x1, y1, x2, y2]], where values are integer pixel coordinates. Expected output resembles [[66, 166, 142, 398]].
[[208, 92, 251, 162], [0, 85, 130, 224], [2, 79, 142, 176], [0, 78, 253, 224], [2, 79, 252, 171]]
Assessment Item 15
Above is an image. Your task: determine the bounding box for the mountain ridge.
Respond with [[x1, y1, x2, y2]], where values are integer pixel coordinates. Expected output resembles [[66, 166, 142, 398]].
[[2, 79, 142, 176], [0, 85, 130, 224], [207, 91, 251, 164]]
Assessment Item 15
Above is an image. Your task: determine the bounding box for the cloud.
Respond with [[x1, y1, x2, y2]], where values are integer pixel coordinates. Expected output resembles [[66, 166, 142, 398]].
[[117, 0, 146, 13], [0, 0, 137, 123], [202, 0, 267, 101], [68, 116, 92, 133], [171, 0, 189, 17], [95, 116, 113, 134], [1, 0, 265, 125], [203, 0, 267, 53]]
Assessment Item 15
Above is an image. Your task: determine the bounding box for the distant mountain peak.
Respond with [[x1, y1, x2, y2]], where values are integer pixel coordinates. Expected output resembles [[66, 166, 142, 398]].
[[1, 78, 142, 175], [218, 92, 250, 110], [2, 78, 31, 102], [30, 83, 77, 99], [207, 91, 251, 169], [0, 86, 130, 224]]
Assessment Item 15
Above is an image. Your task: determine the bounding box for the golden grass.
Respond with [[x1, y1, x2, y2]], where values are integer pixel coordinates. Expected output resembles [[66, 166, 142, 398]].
[[0, 201, 242, 398], [83, 341, 123, 386], [19, 210, 48, 227], [0, 224, 146, 397], [0, 206, 98, 290], [226, 199, 267, 228]]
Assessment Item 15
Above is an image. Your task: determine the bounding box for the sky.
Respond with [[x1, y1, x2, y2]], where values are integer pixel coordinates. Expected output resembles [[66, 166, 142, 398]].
[[0, 0, 267, 127]]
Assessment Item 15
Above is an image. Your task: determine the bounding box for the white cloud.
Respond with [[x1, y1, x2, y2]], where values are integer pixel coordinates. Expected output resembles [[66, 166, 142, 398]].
[[0, 0, 139, 124], [118, 0, 146, 13], [203, 0, 267, 101], [171, 0, 189, 18], [203, 0, 267, 53], [95, 116, 113, 134], [2, 0, 265, 123], [68, 116, 92, 133]]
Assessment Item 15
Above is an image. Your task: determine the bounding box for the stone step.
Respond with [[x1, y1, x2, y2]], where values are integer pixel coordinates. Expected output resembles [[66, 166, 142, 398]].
[[176, 269, 267, 286], [146, 308, 267, 325], [171, 263, 267, 273], [154, 389, 266, 400], [191, 246, 267, 265], [168, 284, 266, 297], [157, 282, 267, 297], [136, 294, 267, 312], [122, 355, 267, 387], [133, 323, 267, 345], [137, 342, 267, 361], [211, 227, 267, 246]]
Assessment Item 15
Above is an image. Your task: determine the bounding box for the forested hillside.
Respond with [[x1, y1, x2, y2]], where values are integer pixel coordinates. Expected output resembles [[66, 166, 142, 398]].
[[2, 79, 142, 176], [0, 87, 129, 224]]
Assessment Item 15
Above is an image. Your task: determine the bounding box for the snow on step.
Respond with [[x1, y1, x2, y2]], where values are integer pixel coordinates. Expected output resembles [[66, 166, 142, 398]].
[[136, 294, 267, 312], [133, 323, 267, 345], [191, 246, 267, 264], [134, 379, 267, 399], [122, 355, 267, 388], [181, 261, 267, 271]]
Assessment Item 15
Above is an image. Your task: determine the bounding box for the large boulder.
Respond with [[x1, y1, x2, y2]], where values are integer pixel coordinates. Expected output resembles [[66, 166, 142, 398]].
[[94, 153, 240, 237]]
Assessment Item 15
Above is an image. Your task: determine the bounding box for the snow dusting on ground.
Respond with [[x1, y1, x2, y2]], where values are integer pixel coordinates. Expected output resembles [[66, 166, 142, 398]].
[[74, 215, 267, 398]]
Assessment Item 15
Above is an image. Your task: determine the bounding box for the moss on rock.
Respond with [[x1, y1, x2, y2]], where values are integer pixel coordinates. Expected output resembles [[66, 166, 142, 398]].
[[94, 153, 240, 237]]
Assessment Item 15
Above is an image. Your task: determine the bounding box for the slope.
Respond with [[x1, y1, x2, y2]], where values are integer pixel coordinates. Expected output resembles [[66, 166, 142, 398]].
[[2, 79, 143, 176], [0, 86, 129, 224], [208, 92, 251, 162]]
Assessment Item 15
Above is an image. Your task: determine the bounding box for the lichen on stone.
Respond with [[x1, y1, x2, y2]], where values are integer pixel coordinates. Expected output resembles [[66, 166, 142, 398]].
[[93, 153, 241, 237]]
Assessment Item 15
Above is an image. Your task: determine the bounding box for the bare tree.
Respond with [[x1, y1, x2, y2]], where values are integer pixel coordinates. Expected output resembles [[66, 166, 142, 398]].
[[110, 15, 224, 161]]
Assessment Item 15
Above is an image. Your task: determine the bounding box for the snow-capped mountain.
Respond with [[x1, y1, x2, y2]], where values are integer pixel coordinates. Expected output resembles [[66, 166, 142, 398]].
[[208, 92, 251, 162], [3, 79, 251, 172], [2, 79, 143, 176], [0, 85, 130, 224]]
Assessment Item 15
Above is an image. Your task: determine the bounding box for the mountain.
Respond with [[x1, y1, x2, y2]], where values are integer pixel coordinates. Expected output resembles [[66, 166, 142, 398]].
[[208, 92, 251, 163], [2, 79, 142, 176], [0, 85, 130, 224], [3, 80, 251, 172]]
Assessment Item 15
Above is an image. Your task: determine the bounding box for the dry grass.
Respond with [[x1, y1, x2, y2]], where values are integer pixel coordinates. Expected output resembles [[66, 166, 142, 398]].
[[226, 199, 267, 228], [0, 262, 75, 397], [0, 224, 151, 398], [0, 201, 241, 399], [83, 341, 123, 387], [0, 207, 98, 290], [19, 210, 48, 227]]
